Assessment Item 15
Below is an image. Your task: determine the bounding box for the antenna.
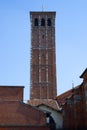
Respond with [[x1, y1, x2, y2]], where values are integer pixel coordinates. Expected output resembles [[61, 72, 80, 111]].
[[42, 0, 44, 12], [72, 80, 74, 89], [42, 4, 44, 12]]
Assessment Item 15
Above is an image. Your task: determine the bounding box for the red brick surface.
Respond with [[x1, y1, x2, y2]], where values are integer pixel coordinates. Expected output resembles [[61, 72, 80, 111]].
[[0, 126, 50, 130], [0, 86, 24, 101], [30, 12, 57, 99], [60, 69, 87, 130], [0, 101, 46, 125], [63, 86, 84, 130]]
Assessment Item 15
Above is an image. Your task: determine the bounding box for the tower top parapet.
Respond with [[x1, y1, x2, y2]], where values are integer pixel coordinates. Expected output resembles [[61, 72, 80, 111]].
[[30, 11, 56, 15]]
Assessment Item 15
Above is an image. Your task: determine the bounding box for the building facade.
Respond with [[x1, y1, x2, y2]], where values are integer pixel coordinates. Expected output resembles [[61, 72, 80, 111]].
[[57, 68, 87, 130], [0, 86, 50, 130]]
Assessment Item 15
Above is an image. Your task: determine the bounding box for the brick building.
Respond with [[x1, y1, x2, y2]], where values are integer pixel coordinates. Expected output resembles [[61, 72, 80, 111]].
[[62, 85, 84, 130], [28, 11, 63, 129], [0, 86, 50, 130], [80, 68, 87, 129], [57, 68, 87, 130], [30, 11, 57, 99]]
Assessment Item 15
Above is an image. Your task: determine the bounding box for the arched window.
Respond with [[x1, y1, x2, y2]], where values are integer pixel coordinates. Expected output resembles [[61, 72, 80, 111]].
[[47, 18, 51, 26], [34, 18, 38, 26], [41, 18, 45, 26]]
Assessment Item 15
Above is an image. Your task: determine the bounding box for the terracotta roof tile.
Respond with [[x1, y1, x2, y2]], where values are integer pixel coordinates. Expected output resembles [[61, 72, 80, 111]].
[[28, 99, 61, 111], [56, 85, 80, 106], [56, 89, 73, 106]]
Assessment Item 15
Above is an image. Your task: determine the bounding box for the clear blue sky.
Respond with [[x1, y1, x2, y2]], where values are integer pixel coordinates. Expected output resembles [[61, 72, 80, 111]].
[[0, 0, 87, 101]]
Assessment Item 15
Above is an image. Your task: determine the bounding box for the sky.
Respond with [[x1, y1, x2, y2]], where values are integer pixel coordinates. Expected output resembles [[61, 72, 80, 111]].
[[0, 0, 87, 101]]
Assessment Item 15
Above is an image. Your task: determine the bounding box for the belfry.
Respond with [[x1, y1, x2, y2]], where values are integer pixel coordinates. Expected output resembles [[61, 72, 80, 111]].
[[30, 12, 57, 99]]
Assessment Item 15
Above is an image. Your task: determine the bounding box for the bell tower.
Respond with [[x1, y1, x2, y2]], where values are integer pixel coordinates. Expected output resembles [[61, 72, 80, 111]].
[[30, 12, 57, 99]]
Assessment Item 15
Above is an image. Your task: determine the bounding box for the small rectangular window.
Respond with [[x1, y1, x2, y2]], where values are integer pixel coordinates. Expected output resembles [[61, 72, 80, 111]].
[[34, 18, 38, 26], [47, 18, 51, 26], [41, 18, 45, 26]]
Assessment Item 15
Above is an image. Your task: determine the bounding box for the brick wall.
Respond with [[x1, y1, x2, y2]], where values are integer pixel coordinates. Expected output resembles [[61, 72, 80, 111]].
[[0, 86, 24, 101], [0, 126, 50, 130], [0, 101, 46, 125], [63, 86, 84, 130], [30, 12, 57, 99]]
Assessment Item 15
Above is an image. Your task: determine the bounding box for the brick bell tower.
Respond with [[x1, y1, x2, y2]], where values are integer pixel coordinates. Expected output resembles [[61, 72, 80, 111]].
[[30, 11, 57, 99]]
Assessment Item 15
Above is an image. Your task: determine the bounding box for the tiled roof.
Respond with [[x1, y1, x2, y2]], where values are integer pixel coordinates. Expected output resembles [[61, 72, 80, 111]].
[[28, 99, 61, 111], [56, 89, 73, 106], [56, 85, 80, 106]]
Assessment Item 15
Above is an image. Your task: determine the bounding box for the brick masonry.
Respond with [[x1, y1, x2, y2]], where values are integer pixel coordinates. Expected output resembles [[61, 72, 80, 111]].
[[0, 126, 50, 130], [0, 101, 46, 125], [30, 12, 57, 99], [58, 68, 87, 130], [0, 86, 24, 101]]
